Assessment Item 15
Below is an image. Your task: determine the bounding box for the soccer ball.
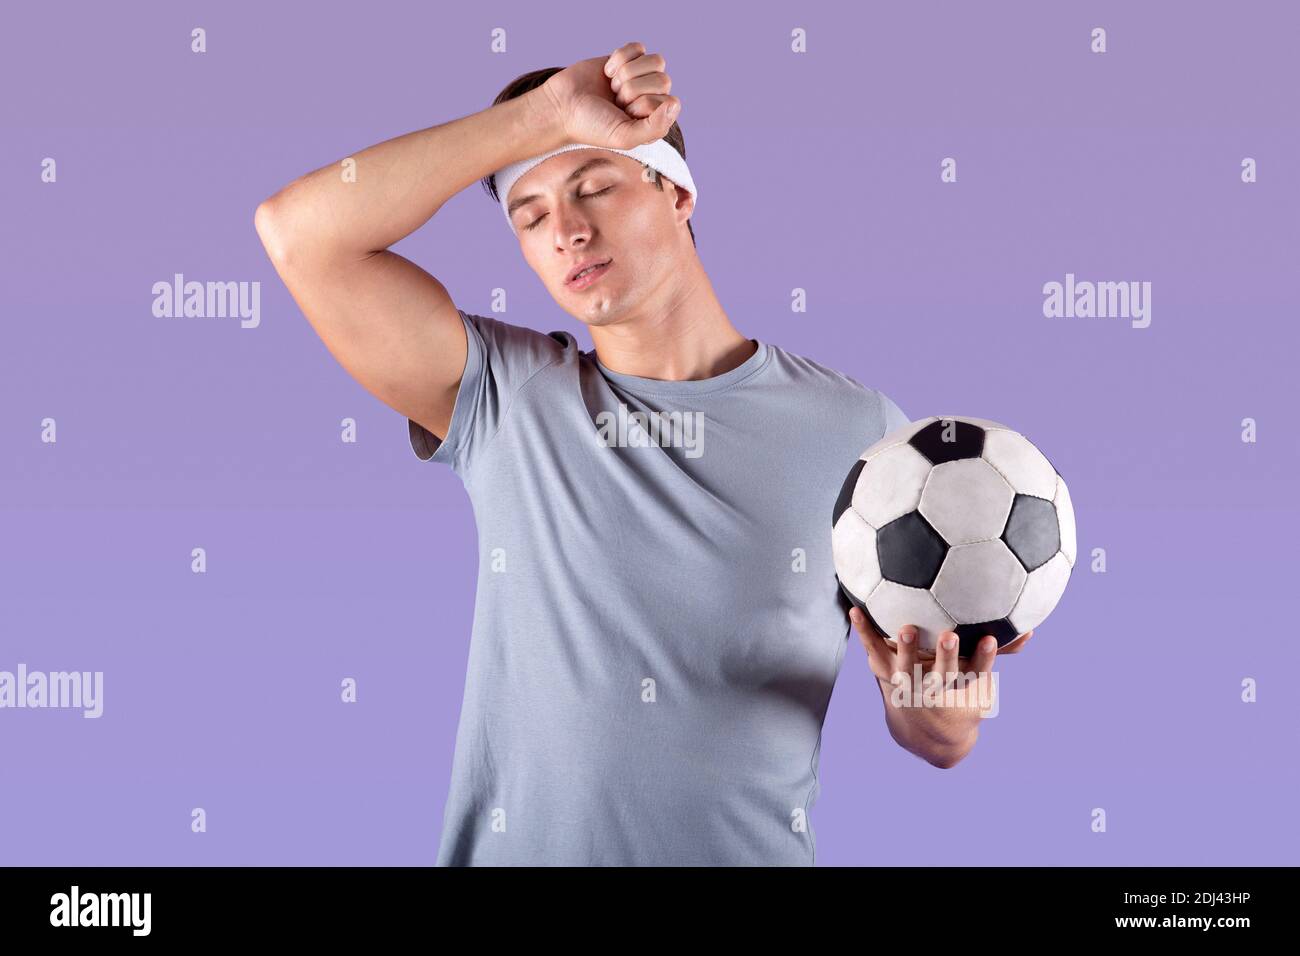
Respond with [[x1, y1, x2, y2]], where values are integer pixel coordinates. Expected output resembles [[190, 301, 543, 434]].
[[832, 416, 1076, 659]]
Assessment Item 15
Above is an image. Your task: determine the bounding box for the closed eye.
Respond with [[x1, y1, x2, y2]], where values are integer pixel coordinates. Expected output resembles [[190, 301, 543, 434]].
[[522, 186, 614, 232]]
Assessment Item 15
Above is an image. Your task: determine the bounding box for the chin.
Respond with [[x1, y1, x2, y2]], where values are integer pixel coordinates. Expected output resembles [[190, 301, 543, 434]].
[[578, 303, 617, 326]]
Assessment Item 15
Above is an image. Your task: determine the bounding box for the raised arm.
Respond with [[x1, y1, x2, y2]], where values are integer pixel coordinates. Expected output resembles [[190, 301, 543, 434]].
[[252, 86, 566, 442]]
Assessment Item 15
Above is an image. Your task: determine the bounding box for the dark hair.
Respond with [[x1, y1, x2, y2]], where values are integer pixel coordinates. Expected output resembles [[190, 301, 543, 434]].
[[482, 67, 695, 247]]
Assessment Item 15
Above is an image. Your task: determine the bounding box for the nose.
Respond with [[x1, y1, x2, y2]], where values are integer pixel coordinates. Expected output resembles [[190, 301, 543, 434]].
[[552, 203, 593, 249]]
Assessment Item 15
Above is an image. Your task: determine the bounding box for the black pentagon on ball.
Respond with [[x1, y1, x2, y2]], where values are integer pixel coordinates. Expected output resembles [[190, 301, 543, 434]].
[[876, 511, 948, 589], [908, 418, 986, 465], [954, 619, 1021, 658], [1002, 493, 1061, 572], [832, 458, 866, 526]]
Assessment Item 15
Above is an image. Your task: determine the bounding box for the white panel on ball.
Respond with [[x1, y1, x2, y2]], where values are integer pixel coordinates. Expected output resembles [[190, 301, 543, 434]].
[[831, 508, 881, 601], [1054, 475, 1077, 567], [866, 580, 958, 655], [850, 442, 933, 529], [918, 458, 1015, 546], [981, 429, 1059, 500], [932, 540, 1027, 623], [1009, 552, 1072, 634]]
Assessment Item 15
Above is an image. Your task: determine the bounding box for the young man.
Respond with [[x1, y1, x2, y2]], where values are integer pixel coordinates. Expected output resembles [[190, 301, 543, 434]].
[[254, 41, 1028, 866]]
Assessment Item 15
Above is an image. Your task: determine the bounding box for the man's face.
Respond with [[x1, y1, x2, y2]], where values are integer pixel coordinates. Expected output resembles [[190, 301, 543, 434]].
[[506, 149, 694, 327]]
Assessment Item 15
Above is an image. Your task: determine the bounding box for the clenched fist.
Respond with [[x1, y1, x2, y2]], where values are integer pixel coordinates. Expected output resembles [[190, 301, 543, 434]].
[[539, 41, 681, 151]]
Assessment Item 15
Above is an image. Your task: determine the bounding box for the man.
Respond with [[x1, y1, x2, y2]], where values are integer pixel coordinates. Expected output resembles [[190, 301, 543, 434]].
[[254, 41, 1030, 866]]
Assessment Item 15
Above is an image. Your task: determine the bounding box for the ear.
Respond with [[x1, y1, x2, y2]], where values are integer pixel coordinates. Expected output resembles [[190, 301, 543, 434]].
[[671, 181, 695, 227]]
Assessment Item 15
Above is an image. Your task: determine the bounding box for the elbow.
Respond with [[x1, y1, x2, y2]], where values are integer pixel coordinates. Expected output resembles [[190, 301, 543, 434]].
[[929, 736, 978, 769], [926, 750, 967, 770], [254, 200, 293, 265], [909, 730, 977, 770]]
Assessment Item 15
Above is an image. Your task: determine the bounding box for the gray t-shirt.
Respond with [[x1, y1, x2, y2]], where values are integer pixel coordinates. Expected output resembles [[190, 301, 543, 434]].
[[408, 309, 909, 865]]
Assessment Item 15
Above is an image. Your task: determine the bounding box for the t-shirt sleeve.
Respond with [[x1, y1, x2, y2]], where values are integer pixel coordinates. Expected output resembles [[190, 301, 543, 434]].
[[407, 309, 565, 474], [875, 388, 911, 437]]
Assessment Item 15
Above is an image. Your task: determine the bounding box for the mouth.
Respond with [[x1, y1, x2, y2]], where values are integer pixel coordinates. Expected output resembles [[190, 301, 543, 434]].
[[566, 259, 612, 288]]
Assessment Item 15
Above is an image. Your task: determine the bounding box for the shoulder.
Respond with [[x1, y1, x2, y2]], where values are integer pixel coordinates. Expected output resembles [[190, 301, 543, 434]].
[[463, 310, 576, 368], [763, 340, 889, 406], [763, 340, 910, 439], [457, 310, 582, 401], [407, 312, 578, 470]]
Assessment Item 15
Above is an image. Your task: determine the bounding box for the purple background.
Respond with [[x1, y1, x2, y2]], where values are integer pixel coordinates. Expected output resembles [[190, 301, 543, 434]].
[[3, 0, 1297, 865]]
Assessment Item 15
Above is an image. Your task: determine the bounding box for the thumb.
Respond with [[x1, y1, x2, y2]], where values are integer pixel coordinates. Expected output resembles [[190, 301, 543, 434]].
[[655, 97, 681, 133], [620, 97, 679, 147]]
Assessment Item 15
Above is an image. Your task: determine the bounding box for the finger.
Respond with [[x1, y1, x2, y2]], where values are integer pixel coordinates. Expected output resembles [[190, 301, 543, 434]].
[[615, 71, 673, 107], [603, 41, 647, 81], [622, 93, 673, 120], [968, 634, 999, 676], [616, 98, 679, 148], [998, 630, 1034, 654], [894, 624, 919, 691], [850, 607, 897, 684], [945, 635, 999, 716], [610, 51, 666, 93], [933, 630, 960, 691], [964, 635, 1001, 715]]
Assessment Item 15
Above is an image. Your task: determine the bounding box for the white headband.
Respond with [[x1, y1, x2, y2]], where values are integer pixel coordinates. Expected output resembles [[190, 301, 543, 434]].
[[494, 139, 698, 234]]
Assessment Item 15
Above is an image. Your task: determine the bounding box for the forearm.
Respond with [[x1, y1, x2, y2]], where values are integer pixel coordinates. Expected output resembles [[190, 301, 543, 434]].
[[876, 675, 978, 768], [258, 87, 565, 260]]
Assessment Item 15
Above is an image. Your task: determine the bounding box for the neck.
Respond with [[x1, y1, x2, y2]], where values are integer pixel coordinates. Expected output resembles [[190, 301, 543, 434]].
[[588, 257, 755, 382]]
